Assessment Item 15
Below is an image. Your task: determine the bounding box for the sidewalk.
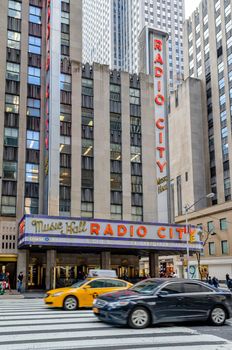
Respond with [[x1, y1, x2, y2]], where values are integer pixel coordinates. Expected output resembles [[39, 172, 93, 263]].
[[0, 290, 45, 299]]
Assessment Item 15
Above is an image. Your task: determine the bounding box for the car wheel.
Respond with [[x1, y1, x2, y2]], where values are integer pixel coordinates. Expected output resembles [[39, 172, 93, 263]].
[[209, 306, 226, 326], [128, 307, 150, 329], [63, 296, 78, 311]]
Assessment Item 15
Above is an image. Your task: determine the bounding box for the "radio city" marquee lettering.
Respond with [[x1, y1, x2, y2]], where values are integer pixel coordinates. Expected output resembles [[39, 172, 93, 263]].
[[154, 38, 167, 175]]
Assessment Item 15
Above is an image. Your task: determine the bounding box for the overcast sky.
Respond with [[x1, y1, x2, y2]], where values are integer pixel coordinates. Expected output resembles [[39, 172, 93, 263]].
[[185, 0, 202, 18]]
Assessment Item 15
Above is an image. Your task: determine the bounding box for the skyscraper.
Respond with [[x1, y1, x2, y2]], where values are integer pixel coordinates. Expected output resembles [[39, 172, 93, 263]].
[[168, 0, 232, 279], [82, 0, 185, 89]]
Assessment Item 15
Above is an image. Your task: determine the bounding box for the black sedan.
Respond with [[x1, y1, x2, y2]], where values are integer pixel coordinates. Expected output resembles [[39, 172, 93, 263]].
[[93, 278, 232, 329]]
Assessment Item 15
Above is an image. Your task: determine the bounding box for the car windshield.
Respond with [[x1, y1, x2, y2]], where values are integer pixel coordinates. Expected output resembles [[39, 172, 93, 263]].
[[71, 280, 88, 288], [131, 279, 162, 295]]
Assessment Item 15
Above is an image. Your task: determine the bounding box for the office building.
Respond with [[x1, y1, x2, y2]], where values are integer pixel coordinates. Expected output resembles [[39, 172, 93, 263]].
[[82, 0, 184, 89], [169, 0, 232, 279], [0, 0, 198, 289]]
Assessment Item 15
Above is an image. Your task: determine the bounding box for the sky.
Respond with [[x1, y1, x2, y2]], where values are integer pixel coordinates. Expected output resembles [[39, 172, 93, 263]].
[[185, 0, 202, 19]]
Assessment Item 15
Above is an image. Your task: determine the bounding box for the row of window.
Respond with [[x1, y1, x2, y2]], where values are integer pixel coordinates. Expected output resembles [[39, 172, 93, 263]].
[[208, 240, 229, 255]]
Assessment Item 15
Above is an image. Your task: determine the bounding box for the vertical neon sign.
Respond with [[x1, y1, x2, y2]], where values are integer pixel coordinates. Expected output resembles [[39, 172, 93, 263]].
[[153, 31, 169, 223], [45, 0, 51, 176]]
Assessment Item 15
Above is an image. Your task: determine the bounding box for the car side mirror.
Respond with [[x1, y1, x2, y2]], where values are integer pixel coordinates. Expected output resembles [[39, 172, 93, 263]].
[[157, 290, 169, 297]]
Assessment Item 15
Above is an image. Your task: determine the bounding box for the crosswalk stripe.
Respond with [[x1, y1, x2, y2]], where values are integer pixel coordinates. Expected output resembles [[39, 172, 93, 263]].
[[1, 334, 229, 350], [0, 300, 231, 350]]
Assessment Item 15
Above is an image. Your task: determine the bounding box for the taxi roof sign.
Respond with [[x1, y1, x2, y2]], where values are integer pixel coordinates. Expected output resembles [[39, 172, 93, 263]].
[[87, 269, 117, 278]]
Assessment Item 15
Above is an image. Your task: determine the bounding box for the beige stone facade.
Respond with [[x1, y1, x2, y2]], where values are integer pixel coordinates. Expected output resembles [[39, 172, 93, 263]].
[[1, 0, 168, 290]]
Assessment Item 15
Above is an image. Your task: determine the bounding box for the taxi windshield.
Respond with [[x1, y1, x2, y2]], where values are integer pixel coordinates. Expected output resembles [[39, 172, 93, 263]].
[[131, 280, 162, 295], [71, 280, 88, 288]]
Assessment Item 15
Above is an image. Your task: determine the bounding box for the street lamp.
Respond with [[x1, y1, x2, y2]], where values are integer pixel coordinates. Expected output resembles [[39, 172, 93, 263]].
[[185, 192, 214, 279]]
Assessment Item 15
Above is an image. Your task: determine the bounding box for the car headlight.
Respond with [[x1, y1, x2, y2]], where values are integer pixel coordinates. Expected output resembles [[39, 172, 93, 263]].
[[93, 299, 98, 306], [52, 292, 64, 297], [108, 301, 129, 309]]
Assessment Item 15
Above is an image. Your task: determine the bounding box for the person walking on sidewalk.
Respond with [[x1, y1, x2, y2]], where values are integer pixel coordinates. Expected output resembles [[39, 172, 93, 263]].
[[17, 272, 24, 293], [5, 272, 12, 294]]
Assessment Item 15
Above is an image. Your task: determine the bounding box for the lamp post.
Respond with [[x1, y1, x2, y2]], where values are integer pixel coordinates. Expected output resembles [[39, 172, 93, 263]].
[[185, 192, 214, 279]]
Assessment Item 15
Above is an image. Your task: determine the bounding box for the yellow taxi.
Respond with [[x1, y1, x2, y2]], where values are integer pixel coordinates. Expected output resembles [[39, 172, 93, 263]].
[[44, 277, 132, 310]]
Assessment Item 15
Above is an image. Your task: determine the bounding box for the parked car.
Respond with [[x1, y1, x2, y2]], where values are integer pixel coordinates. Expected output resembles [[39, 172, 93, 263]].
[[93, 278, 232, 328], [44, 277, 132, 310]]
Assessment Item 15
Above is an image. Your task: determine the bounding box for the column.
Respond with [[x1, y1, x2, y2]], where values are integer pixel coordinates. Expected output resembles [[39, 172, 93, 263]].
[[17, 250, 29, 291], [93, 63, 110, 219], [46, 250, 57, 290], [121, 72, 131, 220], [140, 73, 158, 222], [149, 252, 159, 277], [100, 251, 111, 270]]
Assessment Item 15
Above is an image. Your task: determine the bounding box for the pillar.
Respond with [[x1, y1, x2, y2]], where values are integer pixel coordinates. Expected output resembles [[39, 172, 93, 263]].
[[46, 250, 57, 290], [17, 250, 29, 291], [149, 252, 159, 277], [100, 251, 111, 270]]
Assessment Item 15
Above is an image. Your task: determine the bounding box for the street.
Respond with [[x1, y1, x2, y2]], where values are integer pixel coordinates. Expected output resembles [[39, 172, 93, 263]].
[[0, 299, 232, 349]]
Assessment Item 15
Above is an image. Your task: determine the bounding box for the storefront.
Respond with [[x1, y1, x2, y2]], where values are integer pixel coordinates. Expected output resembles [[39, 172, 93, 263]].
[[18, 215, 203, 290], [0, 255, 17, 289]]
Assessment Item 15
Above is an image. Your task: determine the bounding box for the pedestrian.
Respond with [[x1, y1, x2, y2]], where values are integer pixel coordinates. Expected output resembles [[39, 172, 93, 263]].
[[207, 276, 213, 285], [17, 272, 24, 293], [226, 274, 230, 287], [212, 276, 219, 288], [5, 272, 12, 294], [226, 274, 232, 291]]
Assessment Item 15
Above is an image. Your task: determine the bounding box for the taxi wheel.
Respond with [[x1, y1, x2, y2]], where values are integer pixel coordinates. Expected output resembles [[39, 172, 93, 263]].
[[209, 306, 226, 326], [128, 307, 150, 329], [63, 296, 79, 311]]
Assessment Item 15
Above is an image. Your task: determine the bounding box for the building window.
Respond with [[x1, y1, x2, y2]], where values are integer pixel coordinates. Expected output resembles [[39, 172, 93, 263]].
[[3, 161, 17, 180], [110, 84, 121, 101], [209, 242, 215, 255], [7, 30, 20, 49], [60, 74, 71, 91], [131, 146, 141, 163], [28, 36, 41, 54], [6, 62, 20, 81], [5, 94, 19, 113], [24, 197, 38, 214], [130, 88, 140, 105], [25, 163, 39, 183], [4, 128, 18, 147], [207, 221, 214, 233], [26, 130, 40, 150], [82, 78, 93, 96], [110, 143, 121, 160], [82, 139, 93, 156], [81, 202, 93, 218], [221, 240, 228, 254], [8, 0, 22, 19], [220, 218, 227, 230], [27, 98, 40, 117], [131, 206, 143, 221], [60, 168, 71, 186], [110, 204, 122, 220], [29, 6, 41, 24], [1, 196, 16, 215], [28, 67, 41, 85]]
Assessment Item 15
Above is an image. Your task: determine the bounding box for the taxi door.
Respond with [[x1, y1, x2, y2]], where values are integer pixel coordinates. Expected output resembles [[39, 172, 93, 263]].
[[79, 279, 107, 307]]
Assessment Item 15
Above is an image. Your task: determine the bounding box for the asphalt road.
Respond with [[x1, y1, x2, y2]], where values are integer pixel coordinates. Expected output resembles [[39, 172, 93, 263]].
[[0, 299, 232, 349]]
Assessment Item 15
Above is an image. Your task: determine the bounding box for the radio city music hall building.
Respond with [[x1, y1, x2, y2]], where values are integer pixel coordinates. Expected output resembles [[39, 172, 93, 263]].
[[0, 0, 202, 290]]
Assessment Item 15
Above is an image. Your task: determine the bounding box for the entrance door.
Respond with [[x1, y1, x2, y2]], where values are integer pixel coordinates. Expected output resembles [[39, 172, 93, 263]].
[[28, 265, 46, 289]]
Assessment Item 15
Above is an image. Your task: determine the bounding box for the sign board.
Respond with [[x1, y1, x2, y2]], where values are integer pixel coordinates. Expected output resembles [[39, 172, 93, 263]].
[[139, 27, 169, 223], [18, 215, 203, 252]]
